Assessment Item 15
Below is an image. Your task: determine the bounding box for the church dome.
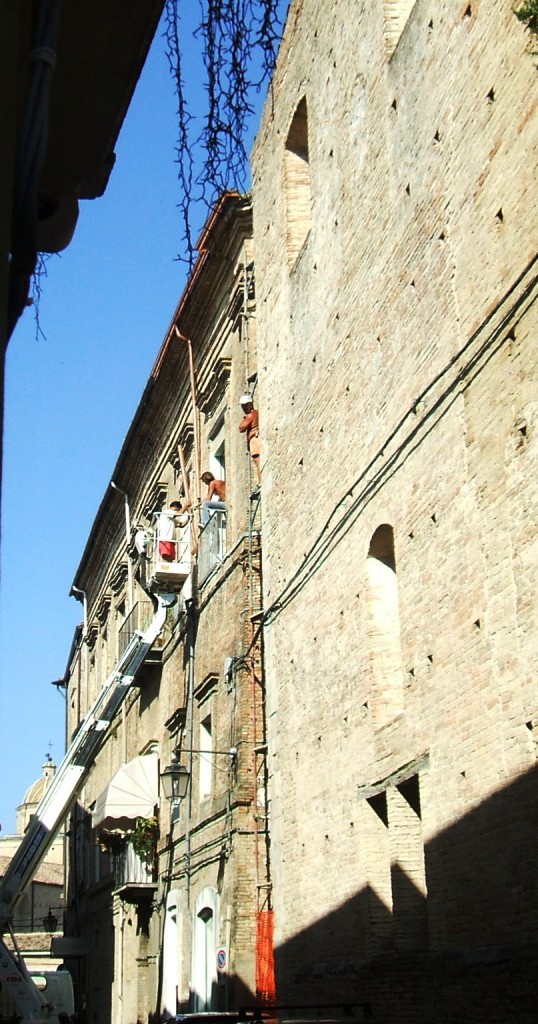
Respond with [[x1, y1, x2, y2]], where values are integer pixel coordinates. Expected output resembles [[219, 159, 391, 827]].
[[16, 755, 57, 834]]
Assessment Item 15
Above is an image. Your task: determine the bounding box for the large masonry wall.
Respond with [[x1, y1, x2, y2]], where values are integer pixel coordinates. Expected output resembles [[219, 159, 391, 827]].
[[252, 0, 537, 1016]]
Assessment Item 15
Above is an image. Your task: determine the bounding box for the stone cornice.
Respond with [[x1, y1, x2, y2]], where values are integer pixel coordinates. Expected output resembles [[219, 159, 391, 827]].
[[198, 356, 232, 414]]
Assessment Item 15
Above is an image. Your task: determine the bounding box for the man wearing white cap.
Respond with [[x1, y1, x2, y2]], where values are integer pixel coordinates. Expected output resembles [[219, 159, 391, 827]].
[[239, 393, 261, 484]]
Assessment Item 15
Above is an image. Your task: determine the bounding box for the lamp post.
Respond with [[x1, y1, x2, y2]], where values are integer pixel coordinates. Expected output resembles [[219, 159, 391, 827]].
[[160, 754, 190, 807], [160, 748, 236, 817], [43, 908, 58, 933]]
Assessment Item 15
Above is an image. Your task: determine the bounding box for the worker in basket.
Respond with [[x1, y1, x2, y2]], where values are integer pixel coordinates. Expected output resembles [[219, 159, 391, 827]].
[[156, 501, 189, 562]]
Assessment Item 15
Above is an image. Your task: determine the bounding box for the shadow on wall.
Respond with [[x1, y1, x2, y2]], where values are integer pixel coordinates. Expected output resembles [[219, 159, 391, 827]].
[[64, 806, 115, 1024], [65, 765, 537, 1021], [272, 762, 538, 1023], [147, 972, 256, 1020], [138, 662, 165, 715]]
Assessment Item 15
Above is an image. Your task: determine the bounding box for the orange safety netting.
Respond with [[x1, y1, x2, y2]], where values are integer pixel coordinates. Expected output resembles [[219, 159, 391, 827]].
[[256, 909, 276, 1004]]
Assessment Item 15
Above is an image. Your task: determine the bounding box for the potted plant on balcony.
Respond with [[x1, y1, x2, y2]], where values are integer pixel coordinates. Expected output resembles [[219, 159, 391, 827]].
[[130, 815, 159, 860]]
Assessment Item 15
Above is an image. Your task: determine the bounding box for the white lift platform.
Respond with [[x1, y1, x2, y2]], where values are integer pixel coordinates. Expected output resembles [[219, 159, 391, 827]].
[[147, 515, 192, 592]]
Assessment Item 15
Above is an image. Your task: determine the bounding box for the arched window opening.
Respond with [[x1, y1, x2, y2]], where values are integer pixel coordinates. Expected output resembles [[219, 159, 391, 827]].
[[284, 97, 312, 268], [366, 524, 404, 723], [369, 523, 396, 570], [161, 890, 181, 1019], [192, 887, 219, 1011]]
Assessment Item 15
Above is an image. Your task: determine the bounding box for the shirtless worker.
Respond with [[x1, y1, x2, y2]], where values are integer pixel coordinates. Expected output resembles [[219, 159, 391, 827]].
[[201, 471, 226, 524], [238, 394, 261, 484]]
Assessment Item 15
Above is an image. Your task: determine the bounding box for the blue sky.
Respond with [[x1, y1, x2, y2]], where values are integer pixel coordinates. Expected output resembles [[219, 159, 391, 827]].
[[0, 5, 284, 834]]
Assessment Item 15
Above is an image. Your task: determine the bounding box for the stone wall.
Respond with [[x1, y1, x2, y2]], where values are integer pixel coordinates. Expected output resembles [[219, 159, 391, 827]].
[[252, 0, 538, 1016]]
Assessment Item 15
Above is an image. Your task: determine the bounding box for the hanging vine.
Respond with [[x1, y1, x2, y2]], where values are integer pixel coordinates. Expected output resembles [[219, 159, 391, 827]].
[[26, 2, 287, 336], [515, 0, 538, 52], [164, 0, 287, 267], [31, 253, 58, 341]]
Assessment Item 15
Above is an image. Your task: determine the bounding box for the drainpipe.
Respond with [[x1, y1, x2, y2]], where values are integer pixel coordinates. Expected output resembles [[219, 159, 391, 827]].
[[184, 597, 198, 913], [70, 585, 90, 712], [173, 329, 201, 513], [177, 443, 192, 509], [118, 900, 125, 1012], [110, 481, 134, 612]]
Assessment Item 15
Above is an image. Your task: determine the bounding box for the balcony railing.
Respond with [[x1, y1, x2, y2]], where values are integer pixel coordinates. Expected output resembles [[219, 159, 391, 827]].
[[148, 518, 191, 591], [118, 600, 157, 657], [113, 840, 157, 887], [198, 509, 226, 583]]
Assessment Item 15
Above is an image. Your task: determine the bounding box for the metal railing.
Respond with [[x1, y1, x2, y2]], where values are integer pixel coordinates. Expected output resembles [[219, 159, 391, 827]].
[[150, 518, 191, 568], [113, 840, 157, 887], [118, 600, 156, 657], [198, 509, 227, 583]]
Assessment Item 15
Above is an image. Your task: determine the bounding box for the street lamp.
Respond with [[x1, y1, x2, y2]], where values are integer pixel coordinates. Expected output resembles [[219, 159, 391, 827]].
[[161, 747, 238, 810], [160, 754, 190, 806], [43, 908, 58, 933]]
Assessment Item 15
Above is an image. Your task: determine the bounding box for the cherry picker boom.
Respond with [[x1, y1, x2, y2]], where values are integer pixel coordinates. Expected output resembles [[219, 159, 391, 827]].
[[0, 595, 170, 1024]]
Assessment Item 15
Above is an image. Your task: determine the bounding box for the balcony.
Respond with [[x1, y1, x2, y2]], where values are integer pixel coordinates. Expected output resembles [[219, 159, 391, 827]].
[[198, 510, 226, 584], [112, 840, 158, 903], [93, 756, 159, 902], [118, 600, 164, 660]]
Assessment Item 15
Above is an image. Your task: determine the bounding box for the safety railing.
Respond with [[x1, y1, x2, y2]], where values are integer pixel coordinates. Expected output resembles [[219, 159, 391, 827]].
[[118, 600, 156, 658], [113, 840, 157, 888], [198, 509, 226, 583], [147, 518, 192, 592]]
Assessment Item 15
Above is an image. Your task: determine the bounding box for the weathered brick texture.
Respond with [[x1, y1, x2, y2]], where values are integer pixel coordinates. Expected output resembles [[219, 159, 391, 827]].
[[252, 0, 538, 1017], [65, 197, 266, 1022]]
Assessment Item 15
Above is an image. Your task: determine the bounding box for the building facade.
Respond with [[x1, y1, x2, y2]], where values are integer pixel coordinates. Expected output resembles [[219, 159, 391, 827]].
[[63, 194, 271, 1024], [55, 1, 538, 1022], [250, 0, 538, 1018]]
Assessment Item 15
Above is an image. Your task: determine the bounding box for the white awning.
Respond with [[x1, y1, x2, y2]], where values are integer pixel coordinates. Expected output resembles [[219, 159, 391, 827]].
[[92, 753, 158, 830]]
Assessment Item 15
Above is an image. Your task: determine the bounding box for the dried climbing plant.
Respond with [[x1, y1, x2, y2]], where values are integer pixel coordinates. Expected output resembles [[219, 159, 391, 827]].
[[164, 0, 286, 267], [515, 0, 538, 52], [30, 2, 286, 335]]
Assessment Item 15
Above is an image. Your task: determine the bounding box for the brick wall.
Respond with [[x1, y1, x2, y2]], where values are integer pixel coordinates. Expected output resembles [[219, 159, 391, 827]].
[[65, 198, 265, 1021], [252, 0, 538, 1016]]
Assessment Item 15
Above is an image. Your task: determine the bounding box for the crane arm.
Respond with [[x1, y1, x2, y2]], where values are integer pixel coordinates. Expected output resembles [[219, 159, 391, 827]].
[[0, 597, 168, 931]]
